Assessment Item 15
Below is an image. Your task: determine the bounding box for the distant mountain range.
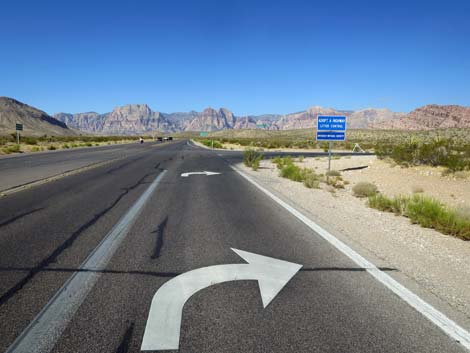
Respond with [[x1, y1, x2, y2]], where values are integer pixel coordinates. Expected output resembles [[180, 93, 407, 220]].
[[53, 104, 405, 135], [1, 96, 469, 136]]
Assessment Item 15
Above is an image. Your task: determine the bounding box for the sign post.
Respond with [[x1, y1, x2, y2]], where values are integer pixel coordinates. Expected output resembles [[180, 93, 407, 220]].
[[316, 116, 347, 171], [199, 131, 213, 149], [15, 123, 23, 144]]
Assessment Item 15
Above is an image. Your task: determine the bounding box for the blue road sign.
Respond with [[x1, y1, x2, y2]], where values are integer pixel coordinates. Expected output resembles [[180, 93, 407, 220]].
[[317, 116, 347, 131], [316, 131, 345, 141]]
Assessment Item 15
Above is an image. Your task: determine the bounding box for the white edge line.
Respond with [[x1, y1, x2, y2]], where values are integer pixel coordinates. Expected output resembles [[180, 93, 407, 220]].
[[230, 164, 470, 351], [5, 170, 168, 353]]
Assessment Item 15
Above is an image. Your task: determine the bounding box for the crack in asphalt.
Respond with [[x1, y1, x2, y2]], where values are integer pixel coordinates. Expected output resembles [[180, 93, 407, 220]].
[[0, 266, 181, 278], [0, 208, 44, 229], [115, 322, 135, 353], [106, 156, 146, 175], [151, 217, 168, 259], [0, 172, 155, 307]]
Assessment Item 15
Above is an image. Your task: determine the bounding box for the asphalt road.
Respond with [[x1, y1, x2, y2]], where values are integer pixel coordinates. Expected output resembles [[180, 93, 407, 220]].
[[0, 140, 467, 353]]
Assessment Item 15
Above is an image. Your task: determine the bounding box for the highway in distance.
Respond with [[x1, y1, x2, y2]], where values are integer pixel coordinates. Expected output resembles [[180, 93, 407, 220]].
[[0, 140, 468, 353]]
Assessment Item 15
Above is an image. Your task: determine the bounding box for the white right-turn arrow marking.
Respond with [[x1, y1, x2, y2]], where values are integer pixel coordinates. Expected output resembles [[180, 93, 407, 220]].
[[141, 248, 302, 351]]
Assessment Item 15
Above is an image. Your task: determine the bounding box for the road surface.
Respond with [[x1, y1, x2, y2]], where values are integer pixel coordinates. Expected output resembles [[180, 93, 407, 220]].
[[0, 140, 467, 353]]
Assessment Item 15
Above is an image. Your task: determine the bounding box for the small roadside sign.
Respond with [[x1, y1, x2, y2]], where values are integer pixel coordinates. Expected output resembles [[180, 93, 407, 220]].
[[317, 116, 346, 131], [199, 132, 208, 137], [316, 131, 345, 141], [16, 123, 23, 131], [316, 115, 348, 171]]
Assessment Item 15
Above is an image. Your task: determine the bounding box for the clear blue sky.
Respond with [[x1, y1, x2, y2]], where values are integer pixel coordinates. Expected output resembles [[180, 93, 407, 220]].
[[1, 0, 469, 115]]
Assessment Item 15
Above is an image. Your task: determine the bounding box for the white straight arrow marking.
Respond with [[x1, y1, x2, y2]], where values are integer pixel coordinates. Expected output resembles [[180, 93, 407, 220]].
[[141, 248, 302, 351], [180, 171, 221, 177]]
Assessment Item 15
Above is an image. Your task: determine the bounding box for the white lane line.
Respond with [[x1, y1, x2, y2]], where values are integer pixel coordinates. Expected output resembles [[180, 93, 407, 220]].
[[231, 165, 470, 351], [5, 170, 168, 353]]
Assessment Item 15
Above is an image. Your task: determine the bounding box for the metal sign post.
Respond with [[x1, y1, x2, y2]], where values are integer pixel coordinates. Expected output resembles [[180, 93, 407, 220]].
[[316, 116, 347, 172], [15, 123, 23, 144]]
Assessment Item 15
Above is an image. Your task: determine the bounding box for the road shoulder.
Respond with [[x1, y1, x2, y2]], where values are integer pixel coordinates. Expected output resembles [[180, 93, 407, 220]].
[[234, 159, 470, 331]]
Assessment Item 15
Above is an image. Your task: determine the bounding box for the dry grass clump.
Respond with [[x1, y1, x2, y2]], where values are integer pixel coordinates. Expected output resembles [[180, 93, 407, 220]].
[[352, 182, 378, 198], [368, 194, 470, 240]]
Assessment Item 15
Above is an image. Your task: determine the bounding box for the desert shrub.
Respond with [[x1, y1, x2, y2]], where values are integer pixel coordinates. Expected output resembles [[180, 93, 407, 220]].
[[352, 182, 378, 198], [243, 148, 264, 171], [48, 145, 57, 150], [62, 144, 70, 149], [272, 156, 294, 169], [22, 137, 38, 145], [368, 194, 407, 214], [405, 195, 470, 239], [326, 176, 345, 189], [199, 139, 224, 149], [368, 193, 470, 240], [31, 146, 40, 152], [326, 170, 341, 177], [3, 144, 21, 154], [377, 138, 470, 172], [279, 163, 304, 181], [303, 172, 320, 189]]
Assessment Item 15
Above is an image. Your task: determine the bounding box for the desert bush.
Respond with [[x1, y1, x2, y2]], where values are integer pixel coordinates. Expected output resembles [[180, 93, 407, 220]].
[[368, 194, 407, 214], [326, 176, 345, 189], [303, 173, 320, 188], [272, 156, 294, 169], [280, 163, 304, 181], [243, 148, 264, 171], [368, 193, 470, 240], [352, 182, 378, 198], [376, 138, 470, 172], [48, 145, 57, 150], [3, 144, 21, 154], [406, 195, 470, 239], [62, 144, 70, 149], [22, 137, 38, 145], [325, 170, 341, 177]]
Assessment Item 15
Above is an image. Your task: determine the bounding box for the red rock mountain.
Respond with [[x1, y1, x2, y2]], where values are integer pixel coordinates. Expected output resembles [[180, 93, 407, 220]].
[[372, 105, 470, 130]]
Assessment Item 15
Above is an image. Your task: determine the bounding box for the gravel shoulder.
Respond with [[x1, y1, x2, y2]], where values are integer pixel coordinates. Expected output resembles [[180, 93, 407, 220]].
[[237, 157, 470, 322]]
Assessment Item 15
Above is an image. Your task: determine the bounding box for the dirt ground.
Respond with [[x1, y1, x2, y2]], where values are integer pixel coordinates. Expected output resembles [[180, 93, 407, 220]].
[[237, 158, 470, 322], [298, 155, 470, 209]]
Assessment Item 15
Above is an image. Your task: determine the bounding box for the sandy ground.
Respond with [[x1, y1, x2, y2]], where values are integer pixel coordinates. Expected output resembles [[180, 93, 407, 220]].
[[297, 155, 470, 209], [237, 157, 470, 322]]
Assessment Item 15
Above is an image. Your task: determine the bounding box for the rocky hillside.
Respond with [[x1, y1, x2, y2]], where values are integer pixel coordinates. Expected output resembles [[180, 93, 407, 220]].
[[55, 104, 176, 135], [0, 97, 76, 136], [372, 105, 470, 130], [182, 107, 236, 131], [349, 108, 404, 129]]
